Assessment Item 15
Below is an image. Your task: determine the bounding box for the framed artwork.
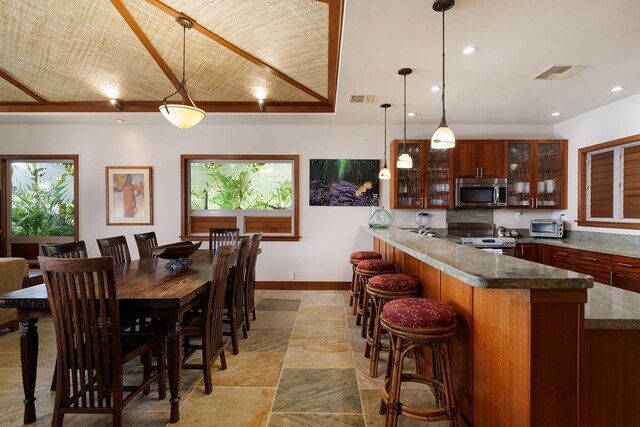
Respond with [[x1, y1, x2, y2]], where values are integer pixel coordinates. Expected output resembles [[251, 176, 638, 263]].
[[105, 166, 153, 225], [309, 159, 380, 206]]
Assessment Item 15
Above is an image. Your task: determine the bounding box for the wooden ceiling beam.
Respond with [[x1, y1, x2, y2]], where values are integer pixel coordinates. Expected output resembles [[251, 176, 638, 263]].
[[143, 0, 329, 104], [110, 0, 187, 100], [0, 69, 47, 102], [0, 101, 334, 113], [327, 0, 344, 106]]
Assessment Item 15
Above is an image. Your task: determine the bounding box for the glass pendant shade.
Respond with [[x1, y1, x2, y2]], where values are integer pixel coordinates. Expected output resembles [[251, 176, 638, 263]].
[[378, 165, 391, 180], [431, 120, 456, 149], [397, 153, 413, 169], [159, 104, 206, 129]]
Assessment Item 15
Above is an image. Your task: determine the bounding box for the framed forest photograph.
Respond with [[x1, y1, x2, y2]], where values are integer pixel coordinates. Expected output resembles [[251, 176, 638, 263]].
[[105, 166, 153, 225], [309, 159, 380, 206]]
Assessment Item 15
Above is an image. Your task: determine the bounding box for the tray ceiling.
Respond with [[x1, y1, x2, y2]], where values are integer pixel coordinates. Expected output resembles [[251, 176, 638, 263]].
[[0, 0, 342, 113]]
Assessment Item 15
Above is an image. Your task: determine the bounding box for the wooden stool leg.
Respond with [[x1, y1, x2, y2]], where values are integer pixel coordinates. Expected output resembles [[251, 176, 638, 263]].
[[352, 272, 363, 316], [441, 340, 458, 426], [368, 296, 383, 377], [349, 264, 356, 307], [361, 287, 371, 339], [385, 334, 404, 427]]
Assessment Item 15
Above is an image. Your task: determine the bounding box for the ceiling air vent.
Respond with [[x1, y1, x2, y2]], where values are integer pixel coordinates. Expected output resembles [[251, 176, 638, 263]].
[[349, 95, 375, 103], [531, 65, 588, 80]]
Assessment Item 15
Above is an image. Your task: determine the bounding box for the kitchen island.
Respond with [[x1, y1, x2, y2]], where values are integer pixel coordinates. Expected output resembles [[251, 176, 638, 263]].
[[362, 226, 591, 426]]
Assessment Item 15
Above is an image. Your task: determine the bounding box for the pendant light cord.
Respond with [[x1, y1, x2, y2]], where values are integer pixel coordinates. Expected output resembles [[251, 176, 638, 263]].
[[182, 24, 186, 84], [383, 106, 388, 163], [402, 73, 407, 152], [441, 8, 447, 122]]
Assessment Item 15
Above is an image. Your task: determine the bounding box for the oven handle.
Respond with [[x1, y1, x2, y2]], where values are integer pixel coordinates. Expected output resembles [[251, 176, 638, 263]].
[[494, 185, 499, 205]]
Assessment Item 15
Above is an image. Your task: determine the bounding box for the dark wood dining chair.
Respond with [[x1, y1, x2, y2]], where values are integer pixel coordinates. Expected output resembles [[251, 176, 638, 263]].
[[38, 256, 166, 427], [40, 240, 88, 258], [223, 238, 251, 354], [209, 228, 240, 251], [244, 232, 262, 330], [96, 235, 131, 266], [134, 232, 158, 259], [180, 244, 236, 394]]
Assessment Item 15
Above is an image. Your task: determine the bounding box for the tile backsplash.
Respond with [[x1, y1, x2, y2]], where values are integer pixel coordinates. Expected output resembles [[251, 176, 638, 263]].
[[446, 208, 493, 224]]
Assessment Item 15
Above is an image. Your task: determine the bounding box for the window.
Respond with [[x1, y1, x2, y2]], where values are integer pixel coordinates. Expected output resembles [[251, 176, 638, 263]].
[[181, 155, 299, 241], [578, 134, 640, 229], [1, 155, 79, 260]]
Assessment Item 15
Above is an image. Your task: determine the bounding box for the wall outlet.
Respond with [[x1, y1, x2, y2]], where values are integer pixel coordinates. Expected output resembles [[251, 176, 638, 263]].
[[288, 272, 295, 280], [515, 211, 522, 219]]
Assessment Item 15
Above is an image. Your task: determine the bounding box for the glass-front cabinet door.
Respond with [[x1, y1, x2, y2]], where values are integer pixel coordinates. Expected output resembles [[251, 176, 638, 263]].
[[534, 140, 566, 209], [426, 148, 454, 209], [506, 141, 534, 208], [390, 140, 425, 209]]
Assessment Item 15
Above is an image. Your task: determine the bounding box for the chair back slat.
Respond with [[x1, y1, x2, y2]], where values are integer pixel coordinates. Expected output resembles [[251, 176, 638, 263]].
[[204, 245, 236, 363], [96, 236, 131, 266], [134, 232, 157, 259], [229, 238, 251, 329], [209, 228, 240, 251], [39, 256, 122, 410], [244, 233, 262, 315], [40, 241, 88, 259]]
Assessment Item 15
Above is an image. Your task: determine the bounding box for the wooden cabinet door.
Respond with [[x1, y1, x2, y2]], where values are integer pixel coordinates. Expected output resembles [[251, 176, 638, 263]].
[[506, 141, 535, 208], [577, 250, 612, 284], [480, 140, 506, 178], [515, 243, 538, 262], [533, 140, 567, 209], [537, 244, 552, 265], [426, 147, 455, 209], [612, 255, 640, 293], [551, 246, 579, 270], [454, 140, 480, 178]]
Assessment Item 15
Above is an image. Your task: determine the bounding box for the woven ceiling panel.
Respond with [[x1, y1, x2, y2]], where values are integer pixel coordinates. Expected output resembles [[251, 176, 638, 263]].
[[0, 0, 172, 101], [0, 79, 37, 102], [164, 0, 328, 98], [125, 0, 317, 102]]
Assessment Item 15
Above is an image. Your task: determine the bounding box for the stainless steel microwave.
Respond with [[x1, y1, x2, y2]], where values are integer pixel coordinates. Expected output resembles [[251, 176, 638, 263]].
[[529, 219, 565, 238], [455, 178, 507, 207]]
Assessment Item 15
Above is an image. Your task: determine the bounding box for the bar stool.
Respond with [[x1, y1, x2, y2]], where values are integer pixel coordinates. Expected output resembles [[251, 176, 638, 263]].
[[380, 298, 458, 427], [363, 274, 421, 378], [354, 259, 396, 324], [349, 251, 382, 308]]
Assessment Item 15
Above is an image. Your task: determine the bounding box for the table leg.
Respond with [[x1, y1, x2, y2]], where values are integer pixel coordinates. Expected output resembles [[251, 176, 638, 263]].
[[167, 322, 182, 423], [20, 319, 39, 424]]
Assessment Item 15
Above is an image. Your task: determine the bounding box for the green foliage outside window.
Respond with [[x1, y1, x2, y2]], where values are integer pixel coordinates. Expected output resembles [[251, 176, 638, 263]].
[[190, 162, 293, 210], [10, 162, 75, 237]]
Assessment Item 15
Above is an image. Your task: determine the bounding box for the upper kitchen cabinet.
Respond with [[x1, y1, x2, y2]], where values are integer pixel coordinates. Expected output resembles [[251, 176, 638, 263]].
[[426, 147, 455, 209], [506, 140, 567, 209], [454, 140, 506, 179], [390, 140, 427, 209]]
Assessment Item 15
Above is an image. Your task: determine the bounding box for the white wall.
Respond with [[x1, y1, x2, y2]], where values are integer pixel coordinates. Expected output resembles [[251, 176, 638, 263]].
[[0, 121, 551, 281], [554, 92, 640, 235]]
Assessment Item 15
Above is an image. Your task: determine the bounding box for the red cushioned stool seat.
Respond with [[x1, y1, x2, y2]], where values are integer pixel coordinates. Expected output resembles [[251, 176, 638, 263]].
[[368, 274, 420, 293], [379, 297, 458, 426], [381, 298, 456, 329], [348, 251, 383, 309], [356, 259, 395, 273]]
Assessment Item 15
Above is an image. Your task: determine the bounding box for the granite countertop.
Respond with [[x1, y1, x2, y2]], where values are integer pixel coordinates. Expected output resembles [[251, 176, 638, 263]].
[[585, 283, 640, 329], [515, 236, 640, 259], [363, 226, 593, 290]]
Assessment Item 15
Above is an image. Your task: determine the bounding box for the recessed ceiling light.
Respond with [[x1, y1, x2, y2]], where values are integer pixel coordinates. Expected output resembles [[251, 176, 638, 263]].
[[116, 119, 125, 123], [462, 46, 476, 55], [408, 112, 417, 117], [430, 86, 441, 92], [610, 86, 624, 92], [551, 112, 561, 117]]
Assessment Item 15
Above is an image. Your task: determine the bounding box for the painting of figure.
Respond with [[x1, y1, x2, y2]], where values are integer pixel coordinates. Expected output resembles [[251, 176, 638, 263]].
[[106, 167, 153, 225]]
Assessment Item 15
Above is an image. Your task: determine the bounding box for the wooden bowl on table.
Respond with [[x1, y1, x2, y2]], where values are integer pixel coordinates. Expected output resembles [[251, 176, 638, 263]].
[[151, 241, 203, 271]]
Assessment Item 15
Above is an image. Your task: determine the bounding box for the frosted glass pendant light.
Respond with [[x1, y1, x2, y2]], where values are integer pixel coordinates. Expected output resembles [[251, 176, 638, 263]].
[[396, 68, 413, 169], [431, 0, 456, 149]]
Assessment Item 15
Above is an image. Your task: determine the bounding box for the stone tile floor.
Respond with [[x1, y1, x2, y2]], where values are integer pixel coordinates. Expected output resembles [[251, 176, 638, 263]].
[[0, 290, 448, 426]]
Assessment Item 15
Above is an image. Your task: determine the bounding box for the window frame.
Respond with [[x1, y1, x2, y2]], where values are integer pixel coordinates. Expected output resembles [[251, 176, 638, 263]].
[[1, 154, 80, 258], [578, 133, 640, 229], [180, 154, 300, 242]]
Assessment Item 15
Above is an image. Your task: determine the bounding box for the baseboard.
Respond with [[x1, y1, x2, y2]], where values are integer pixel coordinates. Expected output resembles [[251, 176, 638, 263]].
[[256, 281, 350, 290]]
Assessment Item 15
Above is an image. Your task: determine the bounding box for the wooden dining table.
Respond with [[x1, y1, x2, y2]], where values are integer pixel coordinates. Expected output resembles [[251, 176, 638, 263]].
[[0, 250, 217, 424]]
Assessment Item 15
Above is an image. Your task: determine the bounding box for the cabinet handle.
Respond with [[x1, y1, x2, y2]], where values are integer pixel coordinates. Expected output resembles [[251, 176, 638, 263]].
[[480, 167, 484, 178], [557, 251, 569, 256], [618, 262, 635, 268], [584, 257, 599, 262], [476, 167, 479, 178]]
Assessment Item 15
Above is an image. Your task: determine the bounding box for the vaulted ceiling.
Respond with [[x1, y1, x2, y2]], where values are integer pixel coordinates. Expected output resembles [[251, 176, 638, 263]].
[[0, 0, 343, 113]]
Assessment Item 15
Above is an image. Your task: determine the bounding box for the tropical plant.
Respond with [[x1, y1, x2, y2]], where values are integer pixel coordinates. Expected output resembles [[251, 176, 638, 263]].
[[10, 162, 75, 237]]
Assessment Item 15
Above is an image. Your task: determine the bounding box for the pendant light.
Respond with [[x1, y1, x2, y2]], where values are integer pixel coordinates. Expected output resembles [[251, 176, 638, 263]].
[[378, 103, 392, 179], [431, 0, 455, 149], [397, 68, 413, 169], [159, 16, 206, 129]]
